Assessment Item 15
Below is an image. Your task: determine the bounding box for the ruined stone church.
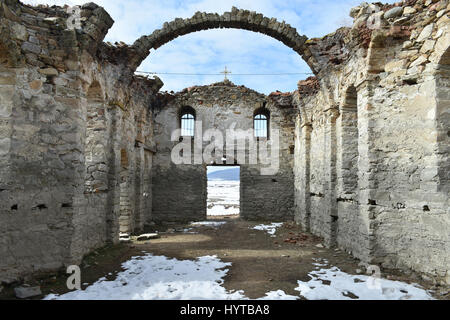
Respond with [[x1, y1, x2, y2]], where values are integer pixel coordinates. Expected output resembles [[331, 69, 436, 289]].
[[0, 0, 448, 286]]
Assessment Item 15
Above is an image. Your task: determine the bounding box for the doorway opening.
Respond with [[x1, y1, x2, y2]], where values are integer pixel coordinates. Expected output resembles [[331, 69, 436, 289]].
[[207, 166, 240, 219]]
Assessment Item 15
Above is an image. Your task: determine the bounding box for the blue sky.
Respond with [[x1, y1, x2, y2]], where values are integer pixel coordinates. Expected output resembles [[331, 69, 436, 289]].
[[23, 0, 394, 94]]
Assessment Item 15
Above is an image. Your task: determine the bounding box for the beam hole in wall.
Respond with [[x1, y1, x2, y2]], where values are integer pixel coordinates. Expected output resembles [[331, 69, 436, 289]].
[[11, 204, 18, 210], [33, 204, 48, 210], [395, 203, 406, 209], [207, 165, 240, 219], [403, 78, 418, 86], [337, 197, 354, 203]]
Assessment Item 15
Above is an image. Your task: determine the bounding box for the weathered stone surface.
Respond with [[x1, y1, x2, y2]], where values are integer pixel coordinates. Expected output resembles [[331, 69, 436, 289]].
[[38, 68, 58, 76], [293, 0, 449, 286], [417, 23, 434, 42], [0, 0, 448, 288], [403, 6, 417, 15], [152, 81, 295, 223], [14, 286, 42, 299], [384, 7, 403, 19]]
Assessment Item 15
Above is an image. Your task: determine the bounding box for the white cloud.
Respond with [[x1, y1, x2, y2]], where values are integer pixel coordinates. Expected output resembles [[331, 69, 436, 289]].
[[20, 0, 396, 94]]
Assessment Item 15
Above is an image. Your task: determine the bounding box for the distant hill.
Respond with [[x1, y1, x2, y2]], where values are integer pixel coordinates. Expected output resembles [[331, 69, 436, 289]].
[[208, 167, 240, 181]]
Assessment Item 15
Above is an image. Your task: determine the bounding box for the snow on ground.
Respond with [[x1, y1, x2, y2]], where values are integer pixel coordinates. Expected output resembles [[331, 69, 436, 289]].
[[207, 181, 240, 216], [252, 223, 283, 237], [208, 205, 239, 216], [45, 255, 245, 300], [44, 253, 434, 300], [257, 290, 298, 300], [44, 254, 295, 300], [182, 228, 198, 234], [296, 259, 434, 300], [191, 221, 227, 227]]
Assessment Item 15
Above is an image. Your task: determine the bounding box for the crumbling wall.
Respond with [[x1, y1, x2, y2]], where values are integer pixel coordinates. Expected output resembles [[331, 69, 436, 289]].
[[152, 82, 295, 223], [0, 0, 160, 283], [294, 0, 450, 284]]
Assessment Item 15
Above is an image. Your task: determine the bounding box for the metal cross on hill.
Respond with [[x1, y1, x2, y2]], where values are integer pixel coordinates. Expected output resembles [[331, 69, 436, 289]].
[[221, 66, 231, 80]]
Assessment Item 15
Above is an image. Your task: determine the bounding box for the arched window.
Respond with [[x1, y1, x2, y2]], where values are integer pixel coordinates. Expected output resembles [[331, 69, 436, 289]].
[[254, 108, 270, 138], [180, 106, 196, 137]]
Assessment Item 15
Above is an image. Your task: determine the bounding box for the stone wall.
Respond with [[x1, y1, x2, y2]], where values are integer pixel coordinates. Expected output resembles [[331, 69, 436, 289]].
[[293, 0, 450, 284], [152, 81, 295, 223], [0, 0, 160, 283]]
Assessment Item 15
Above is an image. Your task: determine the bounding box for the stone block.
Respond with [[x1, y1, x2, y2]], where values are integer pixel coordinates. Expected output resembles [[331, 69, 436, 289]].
[[39, 68, 58, 76], [21, 42, 41, 55], [14, 286, 42, 299], [384, 60, 406, 72], [384, 7, 403, 19], [416, 23, 434, 42]]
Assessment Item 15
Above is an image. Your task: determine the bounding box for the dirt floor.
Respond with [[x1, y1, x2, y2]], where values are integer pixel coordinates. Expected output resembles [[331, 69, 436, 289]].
[[0, 217, 448, 300]]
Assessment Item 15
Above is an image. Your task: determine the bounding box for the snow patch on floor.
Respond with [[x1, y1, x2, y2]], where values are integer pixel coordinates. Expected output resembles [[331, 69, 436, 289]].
[[208, 205, 239, 216], [44, 254, 299, 301], [45, 255, 245, 300], [182, 228, 198, 234], [252, 223, 283, 237], [295, 266, 434, 300], [44, 253, 433, 301], [191, 221, 227, 227], [257, 290, 298, 300]]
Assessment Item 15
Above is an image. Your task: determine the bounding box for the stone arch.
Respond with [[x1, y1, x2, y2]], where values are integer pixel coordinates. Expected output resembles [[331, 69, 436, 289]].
[[129, 7, 308, 70], [119, 148, 133, 234], [179, 105, 196, 119], [337, 85, 359, 198], [435, 46, 450, 193], [86, 80, 104, 102], [253, 105, 270, 118], [82, 80, 115, 246], [342, 86, 357, 111], [85, 81, 107, 193]]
